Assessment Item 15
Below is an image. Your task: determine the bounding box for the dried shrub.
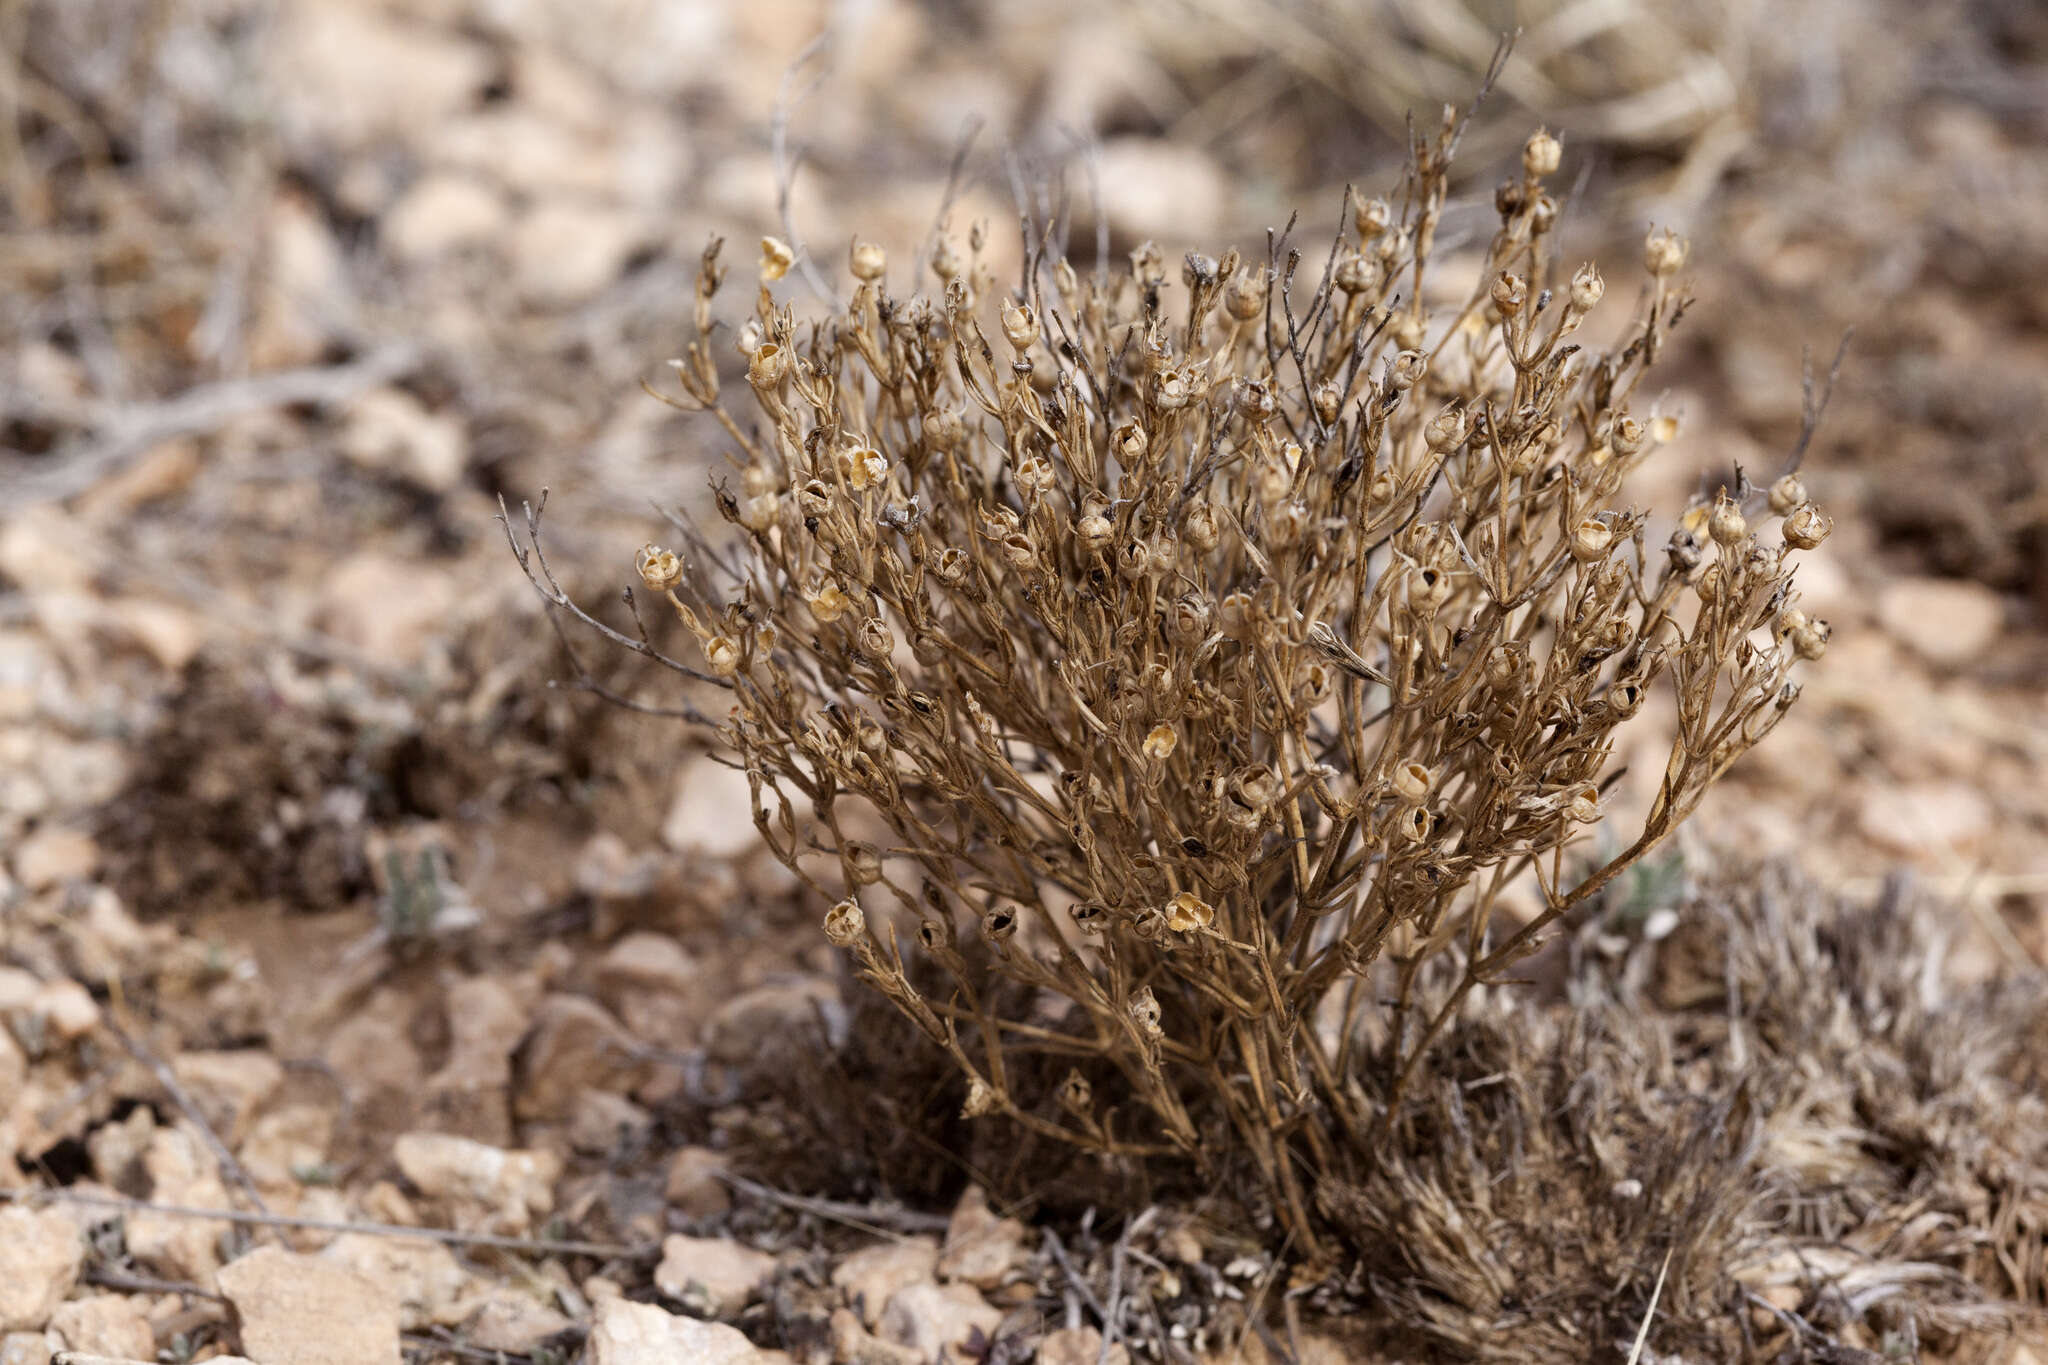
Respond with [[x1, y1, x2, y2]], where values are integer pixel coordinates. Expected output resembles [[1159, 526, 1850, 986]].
[[508, 99, 1838, 1259]]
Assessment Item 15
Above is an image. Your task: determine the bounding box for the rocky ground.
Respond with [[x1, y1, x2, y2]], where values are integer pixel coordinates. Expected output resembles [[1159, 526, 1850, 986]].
[[1, 0, 2044, 1362]]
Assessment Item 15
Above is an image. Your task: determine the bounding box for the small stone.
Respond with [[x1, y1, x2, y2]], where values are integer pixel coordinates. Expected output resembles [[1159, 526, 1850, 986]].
[[663, 759, 763, 858], [1038, 1326, 1130, 1365], [217, 1244, 401, 1365], [11, 825, 98, 891], [464, 1288, 574, 1354], [1091, 138, 1227, 244], [1876, 576, 2004, 668], [127, 1123, 232, 1280], [235, 1103, 334, 1192], [511, 202, 648, 307], [322, 1233, 479, 1330], [0, 1332, 49, 1365], [107, 597, 204, 673], [341, 388, 469, 494], [829, 1307, 923, 1365], [937, 1185, 1027, 1290], [654, 1234, 776, 1314], [1856, 781, 1994, 858], [587, 1296, 768, 1365], [569, 1090, 653, 1156], [663, 1146, 732, 1218], [391, 1133, 561, 1236], [575, 834, 663, 901], [877, 1282, 1001, 1364], [316, 554, 458, 672], [596, 931, 699, 1043], [31, 978, 99, 1041], [382, 175, 507, 262], [0, 1206, 85, 1331], [46, 1294, 153, 1359], [832, 1238, 939, 1330], [514, 994, 644, 1121], [170, 1050, 283, 1144], [703, 979, 843, 1067]]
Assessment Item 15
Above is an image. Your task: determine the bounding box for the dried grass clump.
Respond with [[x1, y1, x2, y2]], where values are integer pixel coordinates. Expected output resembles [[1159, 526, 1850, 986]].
[[1319, 858, 2048, 1362], [508, 95, 1839, 1259]]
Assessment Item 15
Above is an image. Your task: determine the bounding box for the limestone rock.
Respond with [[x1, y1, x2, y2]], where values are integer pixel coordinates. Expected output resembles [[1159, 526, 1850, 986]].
[[831, 1238, 938, 1330], [382, 175, 507, 262], [515, 994, 644, 1121], [463, 1287, 574, 1354], [217, 1244, 400, 1365], [1876, 576, 2004, 668], [654, 1234, 776, 1314], [46, 1295, 152, 1359], [586, 1296, 768, 1365], [663, 1146, 732, 1218], [10, 825, 97, 890], [0, 1207, 84, 1330], [391, 1132, 560, 1236], [321, 1233, 478, 1330], [937, 1185, 1027, 1290], [877, 1282, 1001, 1364]]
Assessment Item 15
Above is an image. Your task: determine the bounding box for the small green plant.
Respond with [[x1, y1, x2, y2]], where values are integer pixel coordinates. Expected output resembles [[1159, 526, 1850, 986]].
[[507, 103, 1832, 1260]]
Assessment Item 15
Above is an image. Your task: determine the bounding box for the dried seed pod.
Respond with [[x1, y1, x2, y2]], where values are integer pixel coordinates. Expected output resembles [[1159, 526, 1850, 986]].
[[808, 582, 852, 623], [1783, 503, 1832, 550], [934, 547, 969, 583], [1312, 381, 1342, 427], [1183, 501, 1221, 553], [1391, 760, 1434, 804], [931, 237, 962, 281], [843, 842, 883, 885], [1267, 500, 1311, 547], [982, 904, 1018, 943], [1425, 406, 1466, 452], [1491, 272, 1528, 317], [704, 636, 740, 677], [1000, 298, 1040, 351], [1169, 592, 1211, 640], [1406, 563, 1452, 616], [1335, 252, 1376, 297], [1644, 227, 1688, 278], [1610, 416, 1647, 457], [1015, 456, 1054, 499], [841, 446, 889, 491], [1390, 349, 1428, 390], [1569, 263, 1604, 311], [1165, 891, 1214, 933], [1118, 538, 1153, 582], [1224, 268, 1267, 321], [823, 899, 866, 946], [1606, 678, 1647, 718], [1069, 903, 1107, 934], [1112, 420, 1149, 467], [1396, 805, 1432, 843], [739, 492, 780, 532], [856, 617, 895, 659], [1571, 517, 1614, 562], [1792, 618, 1831, 661], [748, 341, 790, 390], [1769, 474, 1809, 516], [1708, 494, 1748, 548], [1522, 128, 1562, 178], [849, 239, 886, 282], [636, 544, 683, 593], [1077, 512, 1115, 554], [923, 406, 966, 450], [1354, 196, 1392, 239], [758, 235, 795, 282], [961, 1078, 998, 1118], [1059, 1071, 1092, 1114], [1130, 986, 1163, 1039], [1142, 723, 1178, 761], [1566, 784, 1601, 823]]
